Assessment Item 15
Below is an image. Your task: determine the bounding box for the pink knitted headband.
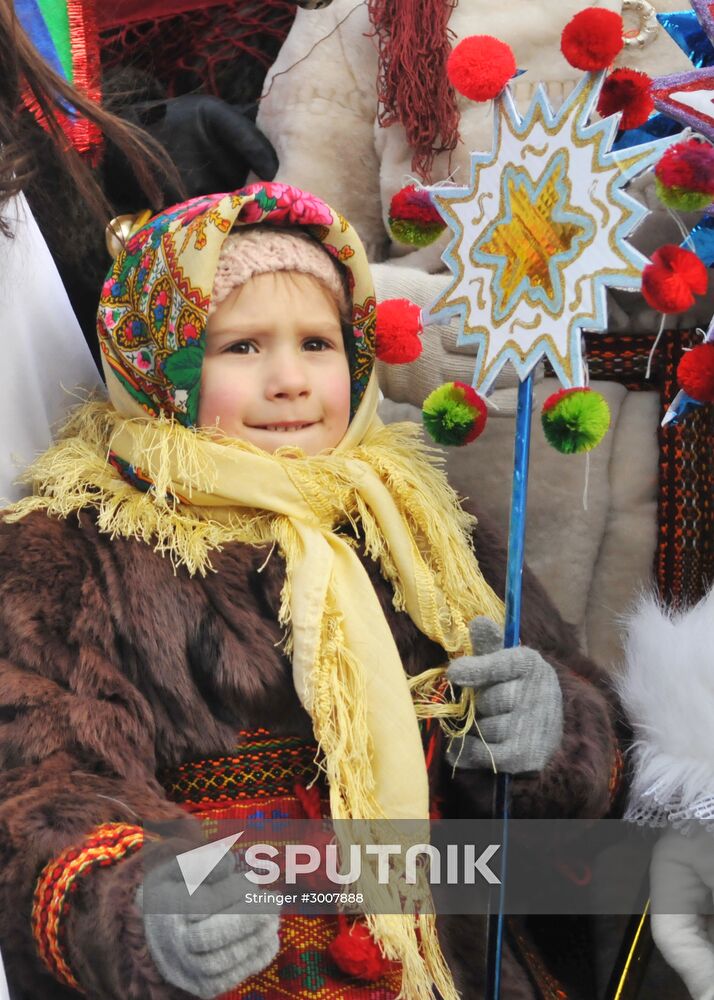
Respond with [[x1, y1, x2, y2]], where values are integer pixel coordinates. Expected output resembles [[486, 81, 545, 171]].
[[210, 227, 349, 318]]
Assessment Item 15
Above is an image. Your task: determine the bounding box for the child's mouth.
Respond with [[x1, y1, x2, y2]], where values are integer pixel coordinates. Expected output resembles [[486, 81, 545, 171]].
[[250, 422, 318, 432]]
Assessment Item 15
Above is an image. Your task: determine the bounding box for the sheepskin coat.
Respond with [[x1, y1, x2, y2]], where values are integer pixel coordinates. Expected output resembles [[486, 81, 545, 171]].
[[0, 506, 623, 999]]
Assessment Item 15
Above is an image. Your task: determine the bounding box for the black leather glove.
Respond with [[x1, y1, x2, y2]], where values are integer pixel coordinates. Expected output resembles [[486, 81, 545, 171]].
[[105, 94, 278, 207]]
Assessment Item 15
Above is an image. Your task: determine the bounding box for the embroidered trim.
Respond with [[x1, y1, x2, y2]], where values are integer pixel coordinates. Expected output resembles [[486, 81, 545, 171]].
[[32, 822, 146, 991], [609, 746, 624, 805], [510, 924, 570, 1000], [564, 330, 714, 609], [159, 729, 321, 806]]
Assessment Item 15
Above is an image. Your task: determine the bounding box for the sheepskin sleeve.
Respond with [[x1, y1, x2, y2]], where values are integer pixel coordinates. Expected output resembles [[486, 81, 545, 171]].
[[0, 511, 192, 999]]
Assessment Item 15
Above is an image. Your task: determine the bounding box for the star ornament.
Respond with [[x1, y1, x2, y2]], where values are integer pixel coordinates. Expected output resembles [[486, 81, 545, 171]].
[[656, 7, 714, 69], [652, 1, 714, 141], [651, 65, 714, 141], [427, 72, 677, 392]]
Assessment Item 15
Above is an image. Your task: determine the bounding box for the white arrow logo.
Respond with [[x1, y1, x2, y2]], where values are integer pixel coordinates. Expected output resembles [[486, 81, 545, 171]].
[[176, 832, 243, 896]]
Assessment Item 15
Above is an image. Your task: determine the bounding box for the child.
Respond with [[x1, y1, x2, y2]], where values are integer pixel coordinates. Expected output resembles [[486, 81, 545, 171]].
[[0, 183, 622, 999]]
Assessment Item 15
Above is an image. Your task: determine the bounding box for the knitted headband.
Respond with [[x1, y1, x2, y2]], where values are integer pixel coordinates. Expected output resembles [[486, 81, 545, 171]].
[[210, 227, 349, 319]]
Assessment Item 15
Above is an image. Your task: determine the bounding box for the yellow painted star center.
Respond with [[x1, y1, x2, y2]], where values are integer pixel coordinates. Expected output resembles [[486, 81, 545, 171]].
[[478, 159, 586, 307]]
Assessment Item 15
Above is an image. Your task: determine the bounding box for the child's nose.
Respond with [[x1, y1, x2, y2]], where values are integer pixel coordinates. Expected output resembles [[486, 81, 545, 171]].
[[265, 355, 311, 400]]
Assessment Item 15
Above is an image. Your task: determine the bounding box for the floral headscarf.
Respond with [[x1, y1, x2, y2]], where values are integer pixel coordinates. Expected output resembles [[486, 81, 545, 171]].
[[98, 183, 377, 425]]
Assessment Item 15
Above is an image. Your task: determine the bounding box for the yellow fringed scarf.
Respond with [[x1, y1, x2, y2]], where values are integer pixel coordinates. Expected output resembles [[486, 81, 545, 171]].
[[8, 372, 504, 999]]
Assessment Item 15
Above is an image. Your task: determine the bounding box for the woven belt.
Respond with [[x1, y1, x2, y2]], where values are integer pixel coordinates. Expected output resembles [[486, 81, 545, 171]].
[[159, 728, 321, 806]]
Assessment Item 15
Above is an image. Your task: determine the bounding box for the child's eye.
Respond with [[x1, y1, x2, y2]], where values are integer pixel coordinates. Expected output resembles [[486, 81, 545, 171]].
[[225, 340, 257, 354], [303, 338, 332, 352]]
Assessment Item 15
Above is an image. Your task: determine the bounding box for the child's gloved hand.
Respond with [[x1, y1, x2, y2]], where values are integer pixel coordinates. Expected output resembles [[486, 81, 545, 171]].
[[445, 616, 563, 774], [136, 849, 279, 999]]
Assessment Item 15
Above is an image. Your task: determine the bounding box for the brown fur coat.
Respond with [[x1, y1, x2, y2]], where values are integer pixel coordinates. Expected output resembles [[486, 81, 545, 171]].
[[0, 506, 623, 999]]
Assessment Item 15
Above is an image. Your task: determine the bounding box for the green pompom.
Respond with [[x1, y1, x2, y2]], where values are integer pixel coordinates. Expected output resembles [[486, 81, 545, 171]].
[[541, 388, 610, 454], [389, 219, 445, 247], [655, 177, 714, 213], [422, 381, 487, 446]]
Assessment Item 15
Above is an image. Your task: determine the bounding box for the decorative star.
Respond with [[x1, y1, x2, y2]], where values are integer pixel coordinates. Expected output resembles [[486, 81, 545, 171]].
[[661, 388, 704, 426], [618, 3, 714, 150], [652, 2, 714, 141], [657, 8, 714, 68], [475, 156, 592, 317], [647, 5, 714, 278], [651, 65, 714, 142], [426, 73, 676, 393]]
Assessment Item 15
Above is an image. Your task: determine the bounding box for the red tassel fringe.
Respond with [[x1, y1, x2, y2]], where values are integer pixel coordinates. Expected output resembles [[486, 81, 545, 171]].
[[66, 0, 103, 159], [21, 0, 103, 161], [368, 0, 460, 181]]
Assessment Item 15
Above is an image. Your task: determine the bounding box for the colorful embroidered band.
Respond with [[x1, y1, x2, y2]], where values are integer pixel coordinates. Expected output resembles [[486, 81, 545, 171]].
[[32, 822, 146, 991], [159, 729, 320, 807], [608, 746, 625, 807]]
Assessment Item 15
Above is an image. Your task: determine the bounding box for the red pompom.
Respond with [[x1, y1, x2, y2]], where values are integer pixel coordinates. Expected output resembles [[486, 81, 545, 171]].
[[678, 343, 714, 403], [375, 298, 423, 364], [641, 245, 709, 313], [596, 68, 653, 130], [389, 185, 442, 226], [655, 138, 714, 195], [328, 919, 390, 981], [455, 382, 489, 443], [561, 8, 624, 71], [447, 36, 516, 102]]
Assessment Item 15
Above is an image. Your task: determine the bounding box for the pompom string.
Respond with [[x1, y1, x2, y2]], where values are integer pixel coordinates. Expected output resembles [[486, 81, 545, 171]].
[[646, 313, 668, 381], [664, 204, 696, 246], [582, 452, 591, 513]]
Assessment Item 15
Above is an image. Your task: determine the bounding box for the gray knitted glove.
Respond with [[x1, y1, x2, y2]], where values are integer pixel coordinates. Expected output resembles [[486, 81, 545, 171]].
[[446, 617, 563, 774], [136, 849, 279, 999]]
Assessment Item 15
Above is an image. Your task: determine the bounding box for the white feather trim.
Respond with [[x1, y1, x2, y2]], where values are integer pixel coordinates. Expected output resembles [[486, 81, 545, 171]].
[[617, 588, 714, 831]]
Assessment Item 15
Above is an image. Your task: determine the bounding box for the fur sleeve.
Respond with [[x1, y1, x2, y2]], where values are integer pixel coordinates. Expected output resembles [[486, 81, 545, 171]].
[[0, 511, 190, 999]]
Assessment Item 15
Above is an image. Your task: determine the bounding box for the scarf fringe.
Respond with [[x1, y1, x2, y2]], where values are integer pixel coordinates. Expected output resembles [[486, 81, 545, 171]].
[[368, 912, 460, 1000], [6, 405, 277, 576], [355, 424, 504, 652], [311, 594, 380, 820], [7, 404, 503, 638], [6, 443, 223, 577], [409, 667, 478, 739]]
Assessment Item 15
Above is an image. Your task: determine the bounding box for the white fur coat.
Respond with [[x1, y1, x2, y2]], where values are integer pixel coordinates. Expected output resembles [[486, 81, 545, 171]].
[[620, 590, 714, 1000]]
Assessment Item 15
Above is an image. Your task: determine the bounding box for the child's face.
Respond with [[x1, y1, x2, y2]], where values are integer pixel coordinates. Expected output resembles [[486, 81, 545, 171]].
[[199, 271, 352, 454]]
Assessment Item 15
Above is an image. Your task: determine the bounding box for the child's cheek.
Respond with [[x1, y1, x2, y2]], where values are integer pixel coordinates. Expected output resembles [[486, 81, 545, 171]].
[[198, 364, 246, 430], [334, 362, 352, 430]]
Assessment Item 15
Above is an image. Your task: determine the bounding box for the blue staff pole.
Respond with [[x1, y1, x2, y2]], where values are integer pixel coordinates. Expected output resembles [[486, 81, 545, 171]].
[[485, 372, 534, 999]]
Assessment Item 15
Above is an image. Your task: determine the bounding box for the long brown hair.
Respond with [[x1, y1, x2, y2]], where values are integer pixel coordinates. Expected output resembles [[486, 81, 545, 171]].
[[0, 0, 175, 229]]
